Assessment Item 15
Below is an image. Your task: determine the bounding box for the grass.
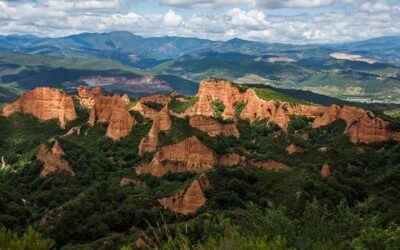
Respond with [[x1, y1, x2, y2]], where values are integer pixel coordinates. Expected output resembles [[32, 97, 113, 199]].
[[213, 100, 225, 119], [254, 88, 311, 105], [169, 97, 198, 114]]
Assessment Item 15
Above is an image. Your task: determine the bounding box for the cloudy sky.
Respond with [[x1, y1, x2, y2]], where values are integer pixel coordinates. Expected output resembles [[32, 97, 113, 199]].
[[0, 0, 399, 43]]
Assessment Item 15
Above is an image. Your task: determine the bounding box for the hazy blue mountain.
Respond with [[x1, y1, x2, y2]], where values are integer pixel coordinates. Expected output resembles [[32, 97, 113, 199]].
[[1, 31, 399, 67]]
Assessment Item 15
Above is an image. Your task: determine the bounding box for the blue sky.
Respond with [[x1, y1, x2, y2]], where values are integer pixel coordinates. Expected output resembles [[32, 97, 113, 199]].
[[0, 0, 399, 43]]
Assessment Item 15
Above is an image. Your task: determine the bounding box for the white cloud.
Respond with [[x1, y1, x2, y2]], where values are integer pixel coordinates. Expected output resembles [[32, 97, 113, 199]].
[[160, 0, 336, 8], [163, 10, 182, 27], [0, 0, 399, 43]]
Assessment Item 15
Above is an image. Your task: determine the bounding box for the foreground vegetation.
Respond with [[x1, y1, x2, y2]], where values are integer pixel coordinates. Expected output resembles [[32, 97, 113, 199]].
[[1, 97, 400, 249]]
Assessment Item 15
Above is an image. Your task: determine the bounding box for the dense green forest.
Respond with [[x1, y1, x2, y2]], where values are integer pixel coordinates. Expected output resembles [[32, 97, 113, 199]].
[[1, 92, 400, 250]]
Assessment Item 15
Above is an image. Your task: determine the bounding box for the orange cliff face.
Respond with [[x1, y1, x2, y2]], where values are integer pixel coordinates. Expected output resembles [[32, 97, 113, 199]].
[[240, 88, 325, 130], [37, 140, 75, 177], [139, 93, 172, 106], [312, 105, 400, 143], [158, 174, 210, 214], [77, 85, 103, 108], [136, 136, 247, 176], [138, 105, 171, 155], [189, 115, 240, 138], [88, 93, 136, 140], [136, 136, 216, 176], [182, 79, 324, 130], [131, 101, 158, 119], [2, 87, 77, 129], [182, 79, 398, 144], [184, 79, 244, 120]]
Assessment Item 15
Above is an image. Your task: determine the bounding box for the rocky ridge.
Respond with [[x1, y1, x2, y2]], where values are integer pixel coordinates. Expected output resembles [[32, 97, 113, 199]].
[[181, 78, 399, 144], [312, 105, 400, 143], [84, 89, 136, 140], [2, 87, 77, 129], [158, 173, 210, 214], [189, 115, 240, 138], [138, 105, 172, 155], [37, 140, 74, 177]]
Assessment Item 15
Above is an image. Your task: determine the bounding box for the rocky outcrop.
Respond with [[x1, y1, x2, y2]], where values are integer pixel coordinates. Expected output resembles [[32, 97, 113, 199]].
[[285, 144, 303, 154], [136, 135, 276, 177], [240, 89, 325, 130], [77, 85, 102, 108], [140, 93, 172, 106], [37, 141, 74, 177], [184, 79, 245, 120], [2, 87, 77, 128], [217, 153, 245, 167], [158, 174, 210, 214], [248, 160, 291, 171], [320, 163, 331, 178], [138, 106, 171, 155], [66, 126, 81, 136], [312, 105, 400, 143], [136, 136, 216, 176], [88, 94, 136, 140], [182, 79, 324, 129], [189, 115, 240, 138], [131, 101, 158, 119]]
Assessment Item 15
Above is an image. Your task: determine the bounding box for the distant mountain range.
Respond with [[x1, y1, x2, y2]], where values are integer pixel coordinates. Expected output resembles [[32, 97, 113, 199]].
[[1, 31, 400, 106], [1, 31, 399, 67]]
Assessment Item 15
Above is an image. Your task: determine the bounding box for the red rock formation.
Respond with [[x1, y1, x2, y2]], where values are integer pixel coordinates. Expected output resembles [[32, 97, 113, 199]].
[[88, 94, 136, 140], [138, 106, 171, 155], [240, 89, 325, 130], [2, 87, 77, 128], [184, 79, 245, 120], [217, 153, 245, 167], [312, 105, 400, 143], [37, 141, 74, 177], [131, 101, 158, 119], [77, 85, 103, 108], [136, 136, 217, 176], [158, 178, 208, 214], [320, 163, 331, 178], [285, 144, 303, 154], [248, 160, 291, 171], [140, 93, 172, 105], [189, 115, 240, 137]]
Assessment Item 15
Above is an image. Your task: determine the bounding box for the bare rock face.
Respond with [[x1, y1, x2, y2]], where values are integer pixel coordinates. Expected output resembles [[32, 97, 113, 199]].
[[77, 85, 103, 108], [140, 93, 172, 106], [136, 136, 217, 176], [248, 160, 291, 171], [312, 105, 400, 143], [131, 101, 158, 119], [2, 87, 77, 129], [138, 106, 171, 155], [240, 89, 325, 130], [184, 79, 244, 120], [320, 163, 331, 178], [189, 115, 240, 138], [285, 144, 303, 154], [158, 176, 209, 214], [37, 141, 74, 177], [88, 94, 136, 140], [217, 153, 246, 167]]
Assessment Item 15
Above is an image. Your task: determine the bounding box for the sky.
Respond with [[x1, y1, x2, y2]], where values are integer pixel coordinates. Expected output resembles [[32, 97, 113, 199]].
[[0, 0, 399, 43]]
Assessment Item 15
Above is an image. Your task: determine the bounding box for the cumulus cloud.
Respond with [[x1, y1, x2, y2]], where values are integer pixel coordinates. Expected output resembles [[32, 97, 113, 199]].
[[160, 0, 336, 9], [0, 0, 399, 43], [163, 10, 182, 26]]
